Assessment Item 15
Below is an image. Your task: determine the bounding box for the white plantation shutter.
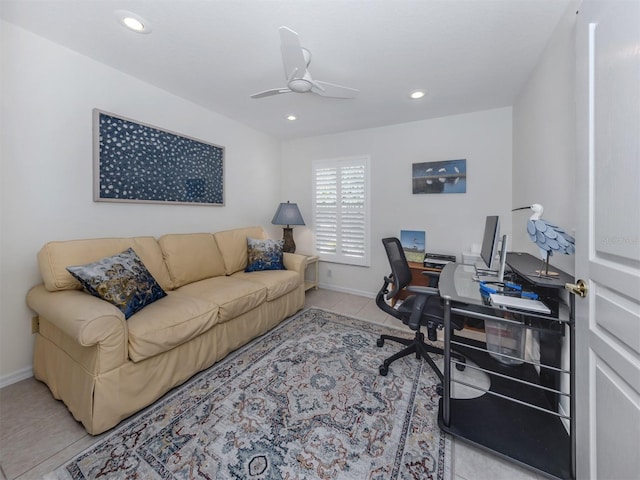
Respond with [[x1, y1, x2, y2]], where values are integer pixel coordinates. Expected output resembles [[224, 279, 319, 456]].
[[312, 156, 370, 266]]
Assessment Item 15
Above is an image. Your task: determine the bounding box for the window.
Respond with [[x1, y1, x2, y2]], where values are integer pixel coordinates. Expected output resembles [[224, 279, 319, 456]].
[[312, 156, 370, 267]]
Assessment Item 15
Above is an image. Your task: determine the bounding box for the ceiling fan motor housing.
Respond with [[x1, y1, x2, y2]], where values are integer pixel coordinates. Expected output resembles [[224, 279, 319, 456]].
[[288, 78, 313, 93]]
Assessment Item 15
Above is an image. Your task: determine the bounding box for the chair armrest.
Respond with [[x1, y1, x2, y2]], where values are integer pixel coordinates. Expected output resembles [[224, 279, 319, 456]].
[[405, 285, 439, 295], [27, 285, 126, 347], [405, 285, 441, 330], [408, 293, 428, 330]]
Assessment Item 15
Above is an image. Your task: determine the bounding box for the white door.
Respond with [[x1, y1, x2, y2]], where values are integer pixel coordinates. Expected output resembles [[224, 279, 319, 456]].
[[575, 1, 640, 479]]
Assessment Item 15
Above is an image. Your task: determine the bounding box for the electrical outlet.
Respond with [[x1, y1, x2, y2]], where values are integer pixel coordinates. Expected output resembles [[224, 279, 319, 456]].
[[31, 316, 39, 334], [327, 269, 332, 278]]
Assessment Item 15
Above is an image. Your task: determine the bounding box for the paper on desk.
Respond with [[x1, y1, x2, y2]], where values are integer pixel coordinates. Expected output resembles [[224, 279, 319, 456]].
[[489, 293, 551, 314]]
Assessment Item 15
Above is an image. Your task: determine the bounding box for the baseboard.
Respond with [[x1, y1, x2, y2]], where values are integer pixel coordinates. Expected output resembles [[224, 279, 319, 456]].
[[317, 282, 376, 299], [0, 366, 33, 389]]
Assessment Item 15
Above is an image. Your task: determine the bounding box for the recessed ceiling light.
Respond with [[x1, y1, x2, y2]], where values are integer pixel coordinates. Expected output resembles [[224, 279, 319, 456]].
[[123, 17, 144, 31], [410, 90, 426, 100], [115, 10, 152, 34], [287, 115, 297, 121]]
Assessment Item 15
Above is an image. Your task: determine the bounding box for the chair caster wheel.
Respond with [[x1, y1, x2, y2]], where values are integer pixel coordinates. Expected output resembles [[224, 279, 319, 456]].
[[455, 357, 467, 371], [376, 338, 384, 347], [379, 365, 388, 376], [436, 384, 443, 396]]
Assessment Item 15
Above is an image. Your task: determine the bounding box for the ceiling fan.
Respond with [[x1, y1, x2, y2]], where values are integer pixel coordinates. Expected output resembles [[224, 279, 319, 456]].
[[250, 26, 359, 100]]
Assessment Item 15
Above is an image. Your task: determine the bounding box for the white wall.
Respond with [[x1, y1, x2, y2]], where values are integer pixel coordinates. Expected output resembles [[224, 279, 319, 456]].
[[0, 22, 282, 384], [512, 2, 579, 424], [282, 108, 513, 297], [512, 2, 579, 276]]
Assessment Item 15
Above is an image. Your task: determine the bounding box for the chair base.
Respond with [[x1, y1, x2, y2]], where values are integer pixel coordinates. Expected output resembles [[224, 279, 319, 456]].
[[377, 330, 466, 385]]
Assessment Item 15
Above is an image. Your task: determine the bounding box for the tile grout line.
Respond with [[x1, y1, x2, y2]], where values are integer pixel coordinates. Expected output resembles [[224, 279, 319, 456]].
[[16, 432, 97, 479]]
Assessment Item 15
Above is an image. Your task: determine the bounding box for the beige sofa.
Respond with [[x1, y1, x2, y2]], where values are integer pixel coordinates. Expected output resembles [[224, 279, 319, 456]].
[[26, 226, 306, 435]]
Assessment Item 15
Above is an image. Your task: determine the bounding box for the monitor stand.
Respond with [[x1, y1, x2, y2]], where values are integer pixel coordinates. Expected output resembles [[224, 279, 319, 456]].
[[474, 261, 497, 276], [475, 235, 508, 283]]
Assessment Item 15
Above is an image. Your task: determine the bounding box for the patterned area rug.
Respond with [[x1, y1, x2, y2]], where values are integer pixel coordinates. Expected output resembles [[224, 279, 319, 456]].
[[47, 308, 451, 480]]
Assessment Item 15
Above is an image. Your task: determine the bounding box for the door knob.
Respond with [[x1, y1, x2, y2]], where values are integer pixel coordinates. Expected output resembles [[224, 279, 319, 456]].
[[565, 279, 588, 298]]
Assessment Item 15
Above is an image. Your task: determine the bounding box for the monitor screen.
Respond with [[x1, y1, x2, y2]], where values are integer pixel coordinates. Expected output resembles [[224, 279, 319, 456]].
[[480, 215, 500, 270]]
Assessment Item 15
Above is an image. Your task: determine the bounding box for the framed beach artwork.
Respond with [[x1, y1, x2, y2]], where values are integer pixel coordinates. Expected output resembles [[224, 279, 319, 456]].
[[93, 109, 224, 205], [400, 230, 426, 263], [412, 159, 466, 194]]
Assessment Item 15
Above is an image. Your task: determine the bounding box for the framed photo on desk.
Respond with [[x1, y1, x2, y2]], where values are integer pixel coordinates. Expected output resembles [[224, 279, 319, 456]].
[[400, 230, 425, 263]]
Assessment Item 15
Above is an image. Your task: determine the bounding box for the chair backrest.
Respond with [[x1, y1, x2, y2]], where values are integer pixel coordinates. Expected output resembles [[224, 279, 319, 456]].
[[381, 237, 413, 299]]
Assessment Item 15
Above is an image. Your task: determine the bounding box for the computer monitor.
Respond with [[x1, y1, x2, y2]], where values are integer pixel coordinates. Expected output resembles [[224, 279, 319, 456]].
[[475, 218, 509, 282], [479, 215, 500, 271]]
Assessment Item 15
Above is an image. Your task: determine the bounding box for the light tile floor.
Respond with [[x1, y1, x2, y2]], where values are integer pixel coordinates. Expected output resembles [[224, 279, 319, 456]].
[[0, 289, 544, 480]]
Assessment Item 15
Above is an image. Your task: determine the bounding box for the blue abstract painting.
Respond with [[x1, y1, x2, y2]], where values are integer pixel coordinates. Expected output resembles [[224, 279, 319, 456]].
[[412, 159, 466, 194], [94, 110, 224, 205]]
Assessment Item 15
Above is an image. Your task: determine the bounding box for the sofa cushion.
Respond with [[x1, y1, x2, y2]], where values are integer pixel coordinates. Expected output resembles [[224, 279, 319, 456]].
[[245, 237, 285, 272], [176, 276, 266, 323], [38, 237, 173, 292], [66, 248, 167, 319], [232, 269, 301, 301], [159, 233, 226, 288], [127, 291, 219, 362], [213, 226, 266, 275]]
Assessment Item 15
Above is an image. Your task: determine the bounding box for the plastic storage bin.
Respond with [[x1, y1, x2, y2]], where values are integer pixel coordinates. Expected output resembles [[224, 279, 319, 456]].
[[484, 319, 526, 365]]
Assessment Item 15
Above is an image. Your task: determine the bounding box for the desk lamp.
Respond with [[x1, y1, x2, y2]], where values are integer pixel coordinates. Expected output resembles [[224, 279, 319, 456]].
[[271, 201, 305, 253]]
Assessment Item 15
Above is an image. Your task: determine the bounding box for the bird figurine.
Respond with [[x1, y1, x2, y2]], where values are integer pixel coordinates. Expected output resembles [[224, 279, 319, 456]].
[[513, 204, 575, 277]]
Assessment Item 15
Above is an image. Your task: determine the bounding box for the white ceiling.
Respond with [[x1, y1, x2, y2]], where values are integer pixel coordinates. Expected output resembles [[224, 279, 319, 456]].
[[1, 0, 571, 140]]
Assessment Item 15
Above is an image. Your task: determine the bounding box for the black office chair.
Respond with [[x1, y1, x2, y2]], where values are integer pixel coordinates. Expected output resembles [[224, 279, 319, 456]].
[[375, 237, 465, 384]]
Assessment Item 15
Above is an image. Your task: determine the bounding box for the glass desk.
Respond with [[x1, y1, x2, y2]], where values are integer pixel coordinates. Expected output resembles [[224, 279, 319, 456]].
[[438, 256, 575, 480]]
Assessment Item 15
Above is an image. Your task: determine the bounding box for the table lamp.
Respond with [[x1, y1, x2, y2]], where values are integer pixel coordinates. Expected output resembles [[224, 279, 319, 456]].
[[271, 201, 305, 253]]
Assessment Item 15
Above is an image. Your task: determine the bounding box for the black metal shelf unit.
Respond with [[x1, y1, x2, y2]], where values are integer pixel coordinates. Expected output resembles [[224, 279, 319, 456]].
[[438, 254, 575, 480], [439, 338, 572, 479]]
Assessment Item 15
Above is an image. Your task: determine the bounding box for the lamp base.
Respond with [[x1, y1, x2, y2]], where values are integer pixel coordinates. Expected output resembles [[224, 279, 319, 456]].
[[281, 227, 296, 253]]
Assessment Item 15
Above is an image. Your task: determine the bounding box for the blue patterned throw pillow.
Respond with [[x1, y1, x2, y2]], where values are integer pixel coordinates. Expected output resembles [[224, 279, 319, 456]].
[[66, 248, 167, 319], [245, 238, 285, 272]]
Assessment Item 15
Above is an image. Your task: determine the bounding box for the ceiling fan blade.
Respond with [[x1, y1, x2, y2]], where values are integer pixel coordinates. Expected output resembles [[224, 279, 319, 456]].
[[279, 26, 308, 81], [311, 80, 359, 99], [250, 88, 292, 99]]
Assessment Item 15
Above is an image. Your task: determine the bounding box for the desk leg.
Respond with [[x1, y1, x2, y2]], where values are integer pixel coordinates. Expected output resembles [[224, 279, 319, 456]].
[[570, 298, 576, 480], [443, 297, 451, 427]]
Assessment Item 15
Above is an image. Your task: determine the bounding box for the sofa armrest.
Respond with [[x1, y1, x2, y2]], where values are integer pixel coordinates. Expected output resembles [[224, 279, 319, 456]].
[[283, 252, 307, 286], [27, 284, 127, 354], [284, 252, 306, 272], [27, 285, 127, 347]]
